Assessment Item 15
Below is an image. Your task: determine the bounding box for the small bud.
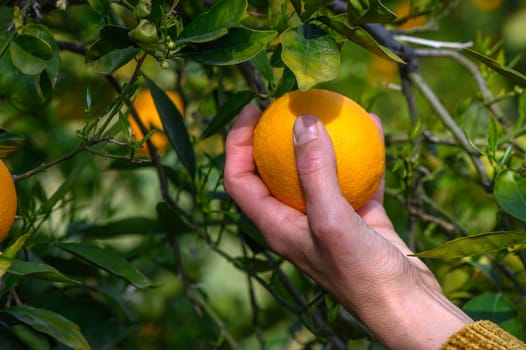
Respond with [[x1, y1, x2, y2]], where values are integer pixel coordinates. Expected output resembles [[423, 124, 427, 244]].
[[133, 0, 151, 19]]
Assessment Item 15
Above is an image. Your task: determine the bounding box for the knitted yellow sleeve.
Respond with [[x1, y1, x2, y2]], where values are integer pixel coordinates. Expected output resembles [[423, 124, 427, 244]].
[[440, 320, 526, 350]]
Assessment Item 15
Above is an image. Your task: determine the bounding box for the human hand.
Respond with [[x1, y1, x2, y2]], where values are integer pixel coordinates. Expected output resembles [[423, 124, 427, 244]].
[[224, 104, 472, 349]]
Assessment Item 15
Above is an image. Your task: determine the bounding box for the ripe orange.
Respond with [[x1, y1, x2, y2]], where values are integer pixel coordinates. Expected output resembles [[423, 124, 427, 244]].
[[253, 89, 385, 213], [128, 89, 184, 153], [0, 159, 17, 242], [394, 2, 428, 30]]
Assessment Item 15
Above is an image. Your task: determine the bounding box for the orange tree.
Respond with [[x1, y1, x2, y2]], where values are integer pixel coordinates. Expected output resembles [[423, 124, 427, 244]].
[[1, 0, 526, 348]]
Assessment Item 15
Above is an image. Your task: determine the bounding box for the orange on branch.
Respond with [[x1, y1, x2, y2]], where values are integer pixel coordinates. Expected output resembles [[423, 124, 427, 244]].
[[253, 89, 385, 213], [128, 89, 184, 153], [0, 160, 17, 242]]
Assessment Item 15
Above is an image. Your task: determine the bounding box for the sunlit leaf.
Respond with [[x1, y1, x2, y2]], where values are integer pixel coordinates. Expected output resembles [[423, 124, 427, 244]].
[[200, 90, 255, 139], [0, 234, 31, 277], [5, 305, 91, 350], [178, 27, 277, 66], [56, 242, 152, 289], [464, 48, 526, 87], [494, 170, 526, 221], [281, 24, 340, 91], [411, 231, 526, 259], [144, 76, 196, 179], [463, 293, 522, 338], [8, 259, 80, 284], [177, 0, 247, 44]]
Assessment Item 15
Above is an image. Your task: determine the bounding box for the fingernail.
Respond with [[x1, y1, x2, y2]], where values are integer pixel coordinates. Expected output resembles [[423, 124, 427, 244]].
[[293, 115, 319, 145]]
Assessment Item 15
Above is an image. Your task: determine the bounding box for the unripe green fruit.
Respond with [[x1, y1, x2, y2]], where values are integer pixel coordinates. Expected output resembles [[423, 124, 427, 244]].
[[128, 19, 159, 49], [133, 0, 151, 19]]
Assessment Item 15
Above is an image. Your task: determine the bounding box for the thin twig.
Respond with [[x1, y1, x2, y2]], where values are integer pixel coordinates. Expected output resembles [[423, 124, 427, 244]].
[[263, 252, 348, 350], [241, 242, 266, 350], [13, 136, 117, 182], [414, 48, 507, 128], [409, 71, 493, 191]]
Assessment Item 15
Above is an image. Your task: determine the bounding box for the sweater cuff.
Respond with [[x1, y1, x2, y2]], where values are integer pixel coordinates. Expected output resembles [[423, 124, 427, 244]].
[[440, 320, 526, 350]]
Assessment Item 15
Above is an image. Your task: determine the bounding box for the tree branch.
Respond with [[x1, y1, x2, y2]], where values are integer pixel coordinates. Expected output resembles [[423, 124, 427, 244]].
[[414, 48, 507, 129], [409, 71, 493, 191]]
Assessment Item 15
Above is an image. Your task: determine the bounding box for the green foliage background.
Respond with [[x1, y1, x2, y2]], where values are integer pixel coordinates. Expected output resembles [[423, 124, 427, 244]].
[[1, 0, 526, 349]]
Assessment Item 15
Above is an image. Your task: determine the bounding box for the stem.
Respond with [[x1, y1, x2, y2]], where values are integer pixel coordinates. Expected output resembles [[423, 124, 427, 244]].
[[409, 71, 493, 191], [12, 137, 117, 182], [414, 48, 507, 129]]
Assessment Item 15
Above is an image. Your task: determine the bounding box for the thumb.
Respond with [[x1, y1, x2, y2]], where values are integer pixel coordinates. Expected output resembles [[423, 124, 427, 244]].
[[293, 115, 346, 213]]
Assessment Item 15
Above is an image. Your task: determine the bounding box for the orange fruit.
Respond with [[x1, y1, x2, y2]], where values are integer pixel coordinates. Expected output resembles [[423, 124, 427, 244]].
[[128, 89, 184, 153], [0, 159, 17, 242], [394, 2, 428, 30], [253, 89, 385, 213]]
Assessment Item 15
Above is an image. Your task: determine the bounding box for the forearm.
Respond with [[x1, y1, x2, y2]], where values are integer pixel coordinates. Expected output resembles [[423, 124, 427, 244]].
[[350, 282, 472, 349]]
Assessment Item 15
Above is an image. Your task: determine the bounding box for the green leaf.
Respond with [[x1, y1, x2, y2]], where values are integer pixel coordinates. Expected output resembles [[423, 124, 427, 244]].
[[315, 16, 404, 63], [144, 76, 196, 179], [347, 0, 396, 25], [9, 41, 46, 75], [56, 242, 152, 289], [87, 0, 109, 16], [68, 217, 161, 239], [200, 90, 255, 139], [8, 259, 80, 284], [0, 234, 31, 278], [411, 231, 526, 260], [177, 0, 247, 44], [0, 129, 24, 158], [487, 117, 498, 153], [91, 47, 139, 74], [5, 305, 91, 350], [275, 66, 298, 97], [463, 293, 522, 338], [464, 48, 526, 87], [251, 51, 274, 84], [13, 34, 53, 60], [303, 0, 332, 21], [494, 170, 526, 221], [156, 202, 190, 240], [99, 25, 134, 49], [178, 27, 277, 66], [280, 24, 340, 91], [9, 324, 51, 350]]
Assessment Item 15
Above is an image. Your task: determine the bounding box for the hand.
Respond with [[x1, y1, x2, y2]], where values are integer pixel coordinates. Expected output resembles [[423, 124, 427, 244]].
[[224, 105, 472, 349]]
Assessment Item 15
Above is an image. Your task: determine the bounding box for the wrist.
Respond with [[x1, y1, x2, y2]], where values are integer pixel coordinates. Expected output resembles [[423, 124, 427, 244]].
[[365, 284, 472, 350]]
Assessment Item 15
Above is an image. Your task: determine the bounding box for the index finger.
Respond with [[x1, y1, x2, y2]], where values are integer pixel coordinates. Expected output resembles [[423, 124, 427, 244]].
[[223, 105, 308, 257]]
